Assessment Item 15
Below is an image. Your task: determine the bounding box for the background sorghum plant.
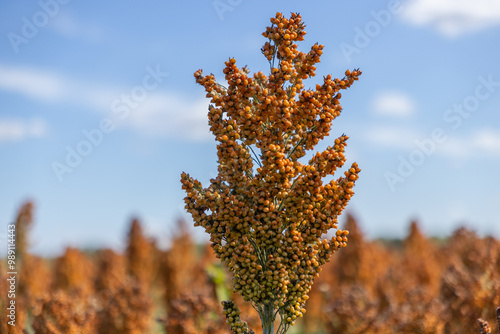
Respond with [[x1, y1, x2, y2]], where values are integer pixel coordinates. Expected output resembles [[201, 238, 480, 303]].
[[96, 277, 153, 334], [161, 219, 198, 309], [126, 218, 158, 290], [94, 248, 127, 293], [181, 12, 361, 333], [14, 201, 33, 265], [32, 290, 96, 334], [51, 247, 95, 297], [1, 200, 499, 333]]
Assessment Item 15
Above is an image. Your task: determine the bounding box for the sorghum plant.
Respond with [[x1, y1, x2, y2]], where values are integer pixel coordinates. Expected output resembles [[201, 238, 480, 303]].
[[94, 249, 126, 293], [163, 293, 231, 334], [478, 318, 491, 334], [52, 247, 95, 297], [32, 291, 96, 334], [181, 12, 361, 333], [96, 278, 153, 333], [497, 307, 500, 333], [15, 201, 34, 265], [162, 219, 198, 308], [126, 218, 157, 290]]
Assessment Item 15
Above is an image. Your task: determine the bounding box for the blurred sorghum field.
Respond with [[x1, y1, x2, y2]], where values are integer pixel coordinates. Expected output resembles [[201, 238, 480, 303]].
[[1, 201, 499, 333]]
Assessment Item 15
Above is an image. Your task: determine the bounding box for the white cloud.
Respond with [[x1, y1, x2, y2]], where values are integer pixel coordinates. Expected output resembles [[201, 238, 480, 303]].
[[121, 93, 211, 141], [0, 64, 112, 109], [0, 63, 212, 141], [365, 126, 500, 160], [472, 130, 500, 153], [365, 125, 419, 149], [372, 91, 415, 117], [438, 128, 500, 158], [401, 0, 500, 37], [0, 118, 49, 143], [0, 65, 65, 102]]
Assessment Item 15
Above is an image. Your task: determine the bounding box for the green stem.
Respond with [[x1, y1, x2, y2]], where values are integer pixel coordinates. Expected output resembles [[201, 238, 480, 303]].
[[262, 302, 275, 334]]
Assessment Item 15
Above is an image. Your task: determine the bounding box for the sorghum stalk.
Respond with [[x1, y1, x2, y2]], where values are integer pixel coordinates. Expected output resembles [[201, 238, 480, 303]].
[[262, 302, 274, 334]]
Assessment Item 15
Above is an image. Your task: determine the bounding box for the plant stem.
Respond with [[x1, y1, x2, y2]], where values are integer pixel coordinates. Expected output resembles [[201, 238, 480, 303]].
[[262, 302, 275, 334]]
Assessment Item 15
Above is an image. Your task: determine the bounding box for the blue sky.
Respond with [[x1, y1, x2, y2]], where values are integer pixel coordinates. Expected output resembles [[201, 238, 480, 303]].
[[1, 0, 500, 255]]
